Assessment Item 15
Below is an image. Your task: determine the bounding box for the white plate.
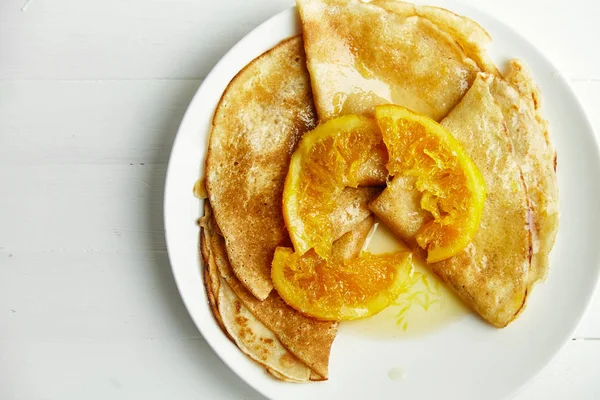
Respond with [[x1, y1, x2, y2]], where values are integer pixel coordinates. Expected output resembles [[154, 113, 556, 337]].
[[164, 2, 600, 399]]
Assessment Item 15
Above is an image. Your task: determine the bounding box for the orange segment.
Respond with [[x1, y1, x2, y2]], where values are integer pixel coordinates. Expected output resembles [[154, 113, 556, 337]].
[[374, 104, 486, 263], [283, 114, 387, 257], [272, 248, 413, 321]]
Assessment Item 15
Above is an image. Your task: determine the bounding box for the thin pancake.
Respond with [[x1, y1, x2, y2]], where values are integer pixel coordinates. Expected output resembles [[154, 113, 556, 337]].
[[202, 205, 374, 379], [331, 216, 375, 262], [217, 278, 312, 381], [206, 36, 384, 301], [267, 368, 325, 382], [369, 175, 426, 244], [297, 0, 496, 121], [202, 206, 339, 379], [489, 61, 558, 284], [200, 221, 228, 337], [330, 187, 381, 240], [202, 206, 313, 382], [372, 0, 498, 74], [267, 368, 308, 383], [205, 36, 317, 300], [371, 74, 532, 327]]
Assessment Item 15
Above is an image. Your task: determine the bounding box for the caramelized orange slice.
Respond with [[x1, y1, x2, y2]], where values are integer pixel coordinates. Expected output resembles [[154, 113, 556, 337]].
[[375, 104, 486, 262], [272, 248, 413, 321], [283, 115, 386, 257]]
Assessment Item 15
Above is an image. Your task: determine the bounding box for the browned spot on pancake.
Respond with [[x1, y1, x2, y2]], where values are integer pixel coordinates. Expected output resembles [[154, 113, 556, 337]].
[[260, 337, 274, 345], [279, 352, 297, 368]]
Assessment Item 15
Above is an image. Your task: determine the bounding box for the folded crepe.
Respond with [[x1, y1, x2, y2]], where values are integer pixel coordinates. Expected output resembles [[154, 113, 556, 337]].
[[206, 35, 380, 301], [489, 60, 559, 284], [297, 0, 498, 121], [371, 74, 536, 327], [201, 203, 374, 380], [298, 0, 558, 327]]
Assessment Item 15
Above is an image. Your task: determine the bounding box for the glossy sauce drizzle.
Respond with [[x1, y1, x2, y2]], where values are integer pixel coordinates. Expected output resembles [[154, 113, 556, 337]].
[[343, 221, 468, 338]]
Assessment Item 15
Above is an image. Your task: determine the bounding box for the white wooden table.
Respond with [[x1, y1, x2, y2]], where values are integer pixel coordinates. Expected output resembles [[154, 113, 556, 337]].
[[1, 1, 599, 398]]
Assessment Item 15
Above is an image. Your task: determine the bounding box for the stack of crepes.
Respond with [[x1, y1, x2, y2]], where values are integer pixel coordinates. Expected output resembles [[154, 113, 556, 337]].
[[201, 0, 558, 382]]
